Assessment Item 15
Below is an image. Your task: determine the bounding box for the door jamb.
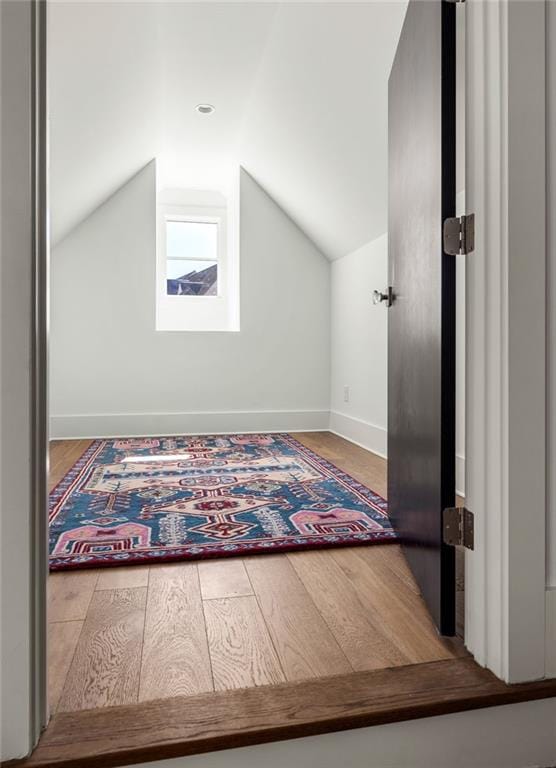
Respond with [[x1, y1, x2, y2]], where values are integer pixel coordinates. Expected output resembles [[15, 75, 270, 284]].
[[464, 0, 547, 683], [32, 0, 50, 743], [0, 0, 48, 760]]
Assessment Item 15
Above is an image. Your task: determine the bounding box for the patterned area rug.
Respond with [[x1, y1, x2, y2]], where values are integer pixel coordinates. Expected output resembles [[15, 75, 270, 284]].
[[49, 434, 395, 571]]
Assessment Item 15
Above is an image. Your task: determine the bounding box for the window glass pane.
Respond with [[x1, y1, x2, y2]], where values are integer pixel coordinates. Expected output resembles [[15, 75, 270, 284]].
[[167, 260, 218, 296], [166, 220, 217, 261]]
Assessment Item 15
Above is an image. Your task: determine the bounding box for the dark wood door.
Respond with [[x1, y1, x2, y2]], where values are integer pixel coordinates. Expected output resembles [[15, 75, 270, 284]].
[[388, 0, 456, 635]]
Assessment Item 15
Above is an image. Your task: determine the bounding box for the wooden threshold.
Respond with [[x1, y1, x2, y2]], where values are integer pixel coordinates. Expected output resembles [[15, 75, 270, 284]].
[[9, 657, 556, 768]]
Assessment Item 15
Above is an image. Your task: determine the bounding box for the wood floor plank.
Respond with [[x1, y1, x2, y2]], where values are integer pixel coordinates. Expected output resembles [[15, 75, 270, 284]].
[[49, 439, 92, 492], [291, 431, 388, 498], [351, 547, 467, 657], [204, 596, 285, 691], [244, 554, 353, 680], [139, 564, 213, 702], [288, 549, 410, 671], [48, 571, 100, 622], [330, 547, 458, 663], [20, 658, 556, 768], [57, 588, 146, 713], [48, 621, 83, 712], [355, 543, 421, 595], [198, 559, 253, 600], [96, 566, 150, 591]]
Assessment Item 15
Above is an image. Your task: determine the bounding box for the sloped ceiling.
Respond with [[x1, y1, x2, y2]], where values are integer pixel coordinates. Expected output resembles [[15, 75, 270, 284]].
[[49, 1, 407, 259], [48, 1, 161, 246], [240, 3, 407, 259]]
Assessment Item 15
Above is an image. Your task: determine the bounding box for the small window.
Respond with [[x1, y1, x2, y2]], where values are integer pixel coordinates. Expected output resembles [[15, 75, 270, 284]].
[[156, 190, 239, 333], [166, 220, 219, 297]]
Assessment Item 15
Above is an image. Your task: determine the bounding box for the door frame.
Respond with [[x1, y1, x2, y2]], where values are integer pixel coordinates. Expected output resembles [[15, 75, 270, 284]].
[[463, 0, 547, 683], [0, 0, 551, 761], [0, 0, 48, 761]]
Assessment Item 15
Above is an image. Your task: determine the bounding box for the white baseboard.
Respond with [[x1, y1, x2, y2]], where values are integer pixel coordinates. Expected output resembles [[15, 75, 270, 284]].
[[329, 410, 387, 458], [49, 409, 329, 440], [546, 587, 556, 678], [329, 411, 466, 497], [50, 408, 467, 496]]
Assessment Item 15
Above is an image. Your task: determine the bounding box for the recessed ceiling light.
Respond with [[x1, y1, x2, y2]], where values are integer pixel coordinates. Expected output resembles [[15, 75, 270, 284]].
[[195, 104, 215, 115]]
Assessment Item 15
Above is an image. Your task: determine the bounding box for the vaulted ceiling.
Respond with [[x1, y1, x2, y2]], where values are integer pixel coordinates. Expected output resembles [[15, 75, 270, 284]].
[[49, 1, 407, 259]]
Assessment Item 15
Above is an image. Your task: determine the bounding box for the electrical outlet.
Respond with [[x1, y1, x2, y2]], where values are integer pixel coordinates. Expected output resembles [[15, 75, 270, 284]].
[[343, 385, 350, 403]]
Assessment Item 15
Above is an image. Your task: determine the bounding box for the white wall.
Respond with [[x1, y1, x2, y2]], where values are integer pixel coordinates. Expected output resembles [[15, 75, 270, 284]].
[[329, 7, 467, 495], [330, 234, 388, 457], [330, 231, 466, 496], [50, 165, 330, 437]]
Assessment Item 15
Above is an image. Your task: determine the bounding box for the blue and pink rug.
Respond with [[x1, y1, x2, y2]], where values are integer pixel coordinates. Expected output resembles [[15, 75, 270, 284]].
[[49, 434, 395, 571]]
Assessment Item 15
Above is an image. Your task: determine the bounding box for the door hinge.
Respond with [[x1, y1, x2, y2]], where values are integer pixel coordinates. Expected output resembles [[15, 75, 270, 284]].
[[443, 213, 475, 255], [443, 507, 474, 550]]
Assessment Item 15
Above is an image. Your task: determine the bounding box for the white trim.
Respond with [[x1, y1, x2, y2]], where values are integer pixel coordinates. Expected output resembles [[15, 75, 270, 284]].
[[328, 411, 387, 459], [161, 209, 224, 293], [49, 409, 330, 440], [0, 1, 47, 760], [465, 0, 547, 682], [546, 588, 556, 679], [56, 407, 466, 498]]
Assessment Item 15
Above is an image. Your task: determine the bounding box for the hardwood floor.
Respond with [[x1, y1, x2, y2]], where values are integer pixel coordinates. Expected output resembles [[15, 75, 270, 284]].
[[138, 563, 212, 702], [204, 595, 285, 691], [58, 588, 146, 713], [48, 432, 465, 715]]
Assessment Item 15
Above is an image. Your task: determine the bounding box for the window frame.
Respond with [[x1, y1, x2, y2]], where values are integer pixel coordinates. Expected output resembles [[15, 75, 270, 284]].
[[163, 213, 222, 299], [156, 197, 237, 332]]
